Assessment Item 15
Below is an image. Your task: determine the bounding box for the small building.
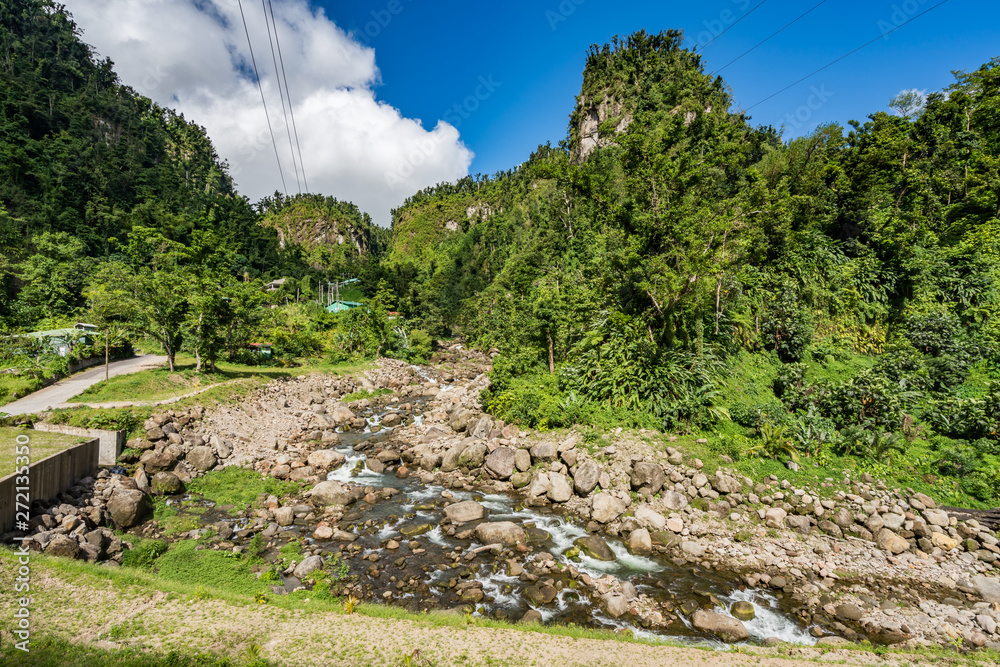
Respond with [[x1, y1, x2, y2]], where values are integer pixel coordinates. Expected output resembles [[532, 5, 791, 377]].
[[264, 278, 288, 292], [326, 300, 366, 314], [247, 343, 273, 358], [24, 324, 96, 357]]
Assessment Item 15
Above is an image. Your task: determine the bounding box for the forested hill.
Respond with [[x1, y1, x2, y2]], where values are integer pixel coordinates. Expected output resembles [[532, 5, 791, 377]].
[[0, 1, 384, 330], [382, 31, 1000, 504]]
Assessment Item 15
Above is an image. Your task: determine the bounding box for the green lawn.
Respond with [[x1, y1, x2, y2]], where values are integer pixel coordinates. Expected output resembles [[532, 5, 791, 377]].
[[72, 355, 372, 405], [0, 427, 85, 476]]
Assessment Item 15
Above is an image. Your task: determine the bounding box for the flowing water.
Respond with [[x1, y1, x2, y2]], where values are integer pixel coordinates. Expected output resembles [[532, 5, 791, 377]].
[[175, 375, 817, 647]]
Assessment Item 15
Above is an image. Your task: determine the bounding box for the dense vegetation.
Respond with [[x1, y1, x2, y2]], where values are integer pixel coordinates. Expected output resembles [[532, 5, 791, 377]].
[[380, 31, 1000, 506], [2, 6, 998, 507]]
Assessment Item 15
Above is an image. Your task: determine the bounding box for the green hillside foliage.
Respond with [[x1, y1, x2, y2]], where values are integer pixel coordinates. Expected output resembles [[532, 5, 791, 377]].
[[381, 32, 1000, 506]]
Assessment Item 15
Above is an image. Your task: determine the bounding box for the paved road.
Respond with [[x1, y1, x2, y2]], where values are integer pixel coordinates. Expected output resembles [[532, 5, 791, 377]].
[[0, 355, 167, 415]]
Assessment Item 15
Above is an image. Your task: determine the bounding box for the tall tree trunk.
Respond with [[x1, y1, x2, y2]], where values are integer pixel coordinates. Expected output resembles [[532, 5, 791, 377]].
[[105, 334, 110, 381], [194, 313, 203, 373], [715, 275, 723, 336], [548, 332, 555, 374]]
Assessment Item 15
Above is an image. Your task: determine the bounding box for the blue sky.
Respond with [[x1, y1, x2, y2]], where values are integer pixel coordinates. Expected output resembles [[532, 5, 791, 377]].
[[320, 0, 1000, 178]]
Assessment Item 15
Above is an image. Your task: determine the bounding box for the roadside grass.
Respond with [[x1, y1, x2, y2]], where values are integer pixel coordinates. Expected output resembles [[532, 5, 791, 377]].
[[0, 371, 50, 407], [0, 427, 85, 474], [0, 634, 277, 667], [185, 467, 305, 510]]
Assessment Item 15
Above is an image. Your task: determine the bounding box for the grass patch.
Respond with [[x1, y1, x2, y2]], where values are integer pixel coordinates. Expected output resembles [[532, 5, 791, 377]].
[[0, 427, 85, 474], [0, 371, 50, 407], [153, 540, 269, 597], [0, 635, 276, 667], [342, 387, 393, 402], [186, 467, 303, 510]]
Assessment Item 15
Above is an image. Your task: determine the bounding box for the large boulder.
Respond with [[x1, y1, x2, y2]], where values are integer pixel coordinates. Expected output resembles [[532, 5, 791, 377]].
[[785, 515, 812, 534], [591, 493, 626, 523], [972, 576, 1000, 603], [107, 489, 149, 528], [293, 555, 323, 579], [449, 409, 474, 432], [307, 450, 347, 470], [514, 449, 532, 472], [526, 472, 551, 497], [274, 507, 295, 526], [876, 528, 910, 554], [627, 528, 652, 555], [575, 534, 616, 561], [139, 449, 177, 474], [444, 500, 486, 524], [186, 446, 217, 471], [330, 404, 355, 424], [547, 472, 573, 503], [630, 462, 665, 494], [604, 593, 629, 618], [309, 481, 356, 507], [440, 441, 470, 473], [662, 490, 688, 511], [923, 508, 950, 527], [45, 535, 81, 559], [529, 441, 558, 463], [151, 471, 184, 495], [691, 610, 749, 642], [764, 507, 787, 529], [634, 505, 666, 531], [457, 442, 488, 468], [712, 474, 742, 494], [573, 460, 600, 496], [485, 447, 516, 480], [475, 521, 526, 546]]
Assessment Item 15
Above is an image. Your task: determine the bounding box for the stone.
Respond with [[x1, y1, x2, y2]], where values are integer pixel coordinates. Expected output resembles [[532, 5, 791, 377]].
[[591, 493, 626, 523], [289, 465, 317, 481], [485, 447, 516, 480], [712, 474, 742, 494], [213, 437, 232, 459], [785, 515, 812, 534], [662, 490, 688, 511], [634, 505, 666, 531], [630, 462, 665, 494], [511, 472, 532, 489], [527, 472, 551, 497], [876, 528, 909, 554], [923, 509, 950, 527], [151, 471, 184, 495], [139, 449, 177, 474], [816, 637, 851, 648], [573, 460, 600, 496], [521, 610, 543, 624], [681, 541, 707, 558], [330, 405, 355, 424], [309, 481, 356, 507], [444, 500, 485, 524], [666, 517, 684, 533], [575, 535, 616, 561], [835, 603, 864, 622], [765, 507, 787, 529], [475, 521, 526, 546], [977, 614, 997, 635], [931, 531, 960, 551], [45, 535, 81, 559], [274, 507, 295, 526], [381, 413, 402, 427], [627, 528, 652, 555], [107, 489, 149, 529], [449, 409, 473, 432], [514, 449, 531, 472], [186, 446, 217, 471], [292, 555, 323, 579], [881, 513, 905, 531], [457, 443, 487, 468], [604, 593, 629, 618], [313, 526, 334, 540], [307, 450, 347, 470], [530, 441, 558, 463], [691, 610, 749, 642], [831, 508, 855, 528], [439, 443, 469, 472], [972, 576, 1000, 603], [547, 472, 573, 503], [731, 601, 755, 621], [134, 467, 150, 494]]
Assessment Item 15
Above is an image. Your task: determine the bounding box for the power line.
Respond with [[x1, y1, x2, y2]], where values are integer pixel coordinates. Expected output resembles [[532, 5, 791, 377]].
[[236, 0, 288, 197], [715, 0, 829, 74], [261, 0, 301, 194], [696, 0, 769, 52], [746, 0, 951, 111], [267, 0, 309, 193], [267, 0, 309, 192]]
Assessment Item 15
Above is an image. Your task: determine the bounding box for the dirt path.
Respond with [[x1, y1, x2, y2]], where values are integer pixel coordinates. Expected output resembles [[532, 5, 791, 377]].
[[0, 355, 167, 415], [0, 565, 939, 667]]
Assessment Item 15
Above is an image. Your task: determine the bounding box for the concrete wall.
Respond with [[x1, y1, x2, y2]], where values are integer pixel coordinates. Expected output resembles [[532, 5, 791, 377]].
[[32, 423, 125, 466], [0, 437, 99, 535]]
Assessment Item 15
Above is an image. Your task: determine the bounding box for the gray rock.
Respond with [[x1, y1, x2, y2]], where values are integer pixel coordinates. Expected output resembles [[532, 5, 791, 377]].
[[547, 472, 573, 503], [45, 535, 81, 559], [449, 409, 474, 432], [514, 448, 531, 472], [475, 521, 526, 546], [835, 603, 864, 621], [293, 555, 323, 579], [309, 481, 356, 507], [881, 513, 905, 531], [186, 446, 217, 471], [876, 528, 909, 554], [662, 490, 688, 511], [712, 474, 742, 494], [330, 405, 355, 424], [307, 450, 347, 470], [591, 493, 626, 523], [485, 447, 516, 480], [151, 471, 184, 495], [573, 460, 600, 496], [785, 515, 812, 534], [440, 441, 470, 472], [604, 593, 629, 618], [530, 441, 558, 463], [635, 505, 666, 531], [681, 541, 707, 558], [457, 443, 487, 468], [924, 509, 950, 527], [444, 500, 485, 524], [691, 610, 749, 642], [575, 534, 616, 561], [139, 449, 177, 474], [381, 413, 402, 428], [627, 528, 652, 555], [527, 472, 552, 497], [630, 462, 665, 494], [107, 489, 149, 529], [972, 576, 1000, 603], [274, 507, 295, 526], [765, 507, 787, 529]]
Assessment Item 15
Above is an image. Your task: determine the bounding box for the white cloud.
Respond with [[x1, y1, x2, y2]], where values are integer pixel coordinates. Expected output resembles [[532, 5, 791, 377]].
[[62, 0, 473, 226]]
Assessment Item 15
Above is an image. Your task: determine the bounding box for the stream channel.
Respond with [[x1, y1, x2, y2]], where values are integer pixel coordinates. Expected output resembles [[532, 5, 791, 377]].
[[168, 374, 818, 647]]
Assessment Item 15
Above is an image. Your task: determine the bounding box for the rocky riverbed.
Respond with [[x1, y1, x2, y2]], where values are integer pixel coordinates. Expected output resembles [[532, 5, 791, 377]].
[[7, 346, 1000, 653]]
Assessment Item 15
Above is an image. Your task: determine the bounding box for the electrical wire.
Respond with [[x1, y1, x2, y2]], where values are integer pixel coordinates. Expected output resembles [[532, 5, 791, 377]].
[[696, 0, 770, 52], [715, 0, 829, 74], [746, 0, 951, 111], [268, 0, 309, 193], [236, 0, 288, 196], [261, 0, 300, 194]]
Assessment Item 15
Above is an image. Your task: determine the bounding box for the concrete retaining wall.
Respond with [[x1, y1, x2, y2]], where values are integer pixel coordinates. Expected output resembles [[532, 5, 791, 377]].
[[0, 437, 100, 535], [32, 424, 124, 466]]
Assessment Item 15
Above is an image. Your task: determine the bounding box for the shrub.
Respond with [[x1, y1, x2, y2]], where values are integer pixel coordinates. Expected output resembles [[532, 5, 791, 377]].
[[122, 538, 168, 570]]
